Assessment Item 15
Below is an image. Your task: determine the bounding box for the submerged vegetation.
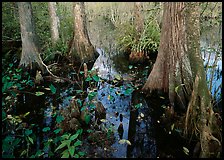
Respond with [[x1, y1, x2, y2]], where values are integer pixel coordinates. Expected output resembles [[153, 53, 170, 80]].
[[2, 2, 222, 158]]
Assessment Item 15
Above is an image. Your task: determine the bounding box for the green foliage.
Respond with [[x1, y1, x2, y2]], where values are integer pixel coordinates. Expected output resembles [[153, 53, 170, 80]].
[[116, 13, 160, 54], [2, 2, 20, 40], [49, 84, 57, 94], [55, 129, 85, 158]]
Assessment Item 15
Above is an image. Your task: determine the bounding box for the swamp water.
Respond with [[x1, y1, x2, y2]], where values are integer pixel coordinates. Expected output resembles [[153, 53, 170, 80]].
[[12, 12, 221, 158]]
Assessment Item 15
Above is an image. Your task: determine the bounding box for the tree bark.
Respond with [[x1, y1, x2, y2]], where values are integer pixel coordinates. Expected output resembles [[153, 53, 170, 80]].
[[142, 2, 193, 110], [185, 3, 221, 157], [48, 2, 60, 45], [134, 2, 144, 41], [18, 2, 45, 72], [129, 2, 145, 64], [69, 2, 98, 66], [142, 2, 221, 157]]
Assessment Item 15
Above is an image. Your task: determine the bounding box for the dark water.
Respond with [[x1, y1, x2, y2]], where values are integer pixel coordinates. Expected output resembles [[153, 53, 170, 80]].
[[13, 13, 221, 158]]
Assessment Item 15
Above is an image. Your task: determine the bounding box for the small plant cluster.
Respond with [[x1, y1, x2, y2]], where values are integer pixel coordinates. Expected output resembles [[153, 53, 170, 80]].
[[116, 15, 160, 55]]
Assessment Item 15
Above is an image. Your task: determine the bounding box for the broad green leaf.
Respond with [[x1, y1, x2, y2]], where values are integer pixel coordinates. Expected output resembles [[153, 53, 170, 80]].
[[76, 99, 82, 107], [70, 133, 79, 141], [78, 151, 85, 156], [183, 147, 189, 155], [42, 127, 50, 132], [79, 71, 84, 74], [35, 92, 45, 96], [87, 129, 93, 133], [28, 136, 34, 144], [56, 115, 64, 123], [25, 129, 32, 136], [114, 74, 121, 80], [12, 138, 21, 147], [85, 77, 92, 82], [92, 75, 100, 82], [84, 114, 91, 124], [54, 128, 62, 134], [50, 84, 56, 94], [61, 150, 70, 158], [74, 154, 79, 158], [124, 88, 133, 95], [55, 141, 67, 152], [61, 133, 71, 140], [128, 65, 133, 69], [135, 103, 142, 109], [73, 140, 82, 147], [68, 146, 75, 157], [100, 119, 107, 123], [76, 90, 83, 94], [77, 129, 83, 135], [88, 91, 97, 101]]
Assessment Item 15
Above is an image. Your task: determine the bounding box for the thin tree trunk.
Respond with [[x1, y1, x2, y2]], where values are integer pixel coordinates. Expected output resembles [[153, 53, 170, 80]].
[[48, 2, 60, 45], [129, 2, 145, 64]]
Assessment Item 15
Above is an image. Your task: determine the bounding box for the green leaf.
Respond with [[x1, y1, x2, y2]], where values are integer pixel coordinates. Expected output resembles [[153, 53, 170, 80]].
[[119, 139, 131, 145], [56, 115, 64, 123], [55, 141, 67, 152], [70, 133, 79, 141], [23, 112, 30, 117], [92, 75, 100, 82], [183, 147, 189, 155], [9, 63, 13, 67], [115, 74, 121, 80], [77, 129, 83, 135], [135, 103, 142, 109], [68, 146, 75, 157], [88, 91, 97, 101], [175, 84, 185, 93], [54, 128, 62, 134], [74, 140, 82, 147], [78, 151, 85, 156], [85, 77, 92, 82], [128, 65, 133, 69], [61, 150, 70, 158], [84, 114, 91, 124], [25, 129, 32, 136], [42, 127, 50, 132], [61, 133, 71, 140], [79, 71, 84, 75], [50, 84, 56, 94], [12, 138, 21, 147], [124, 88, 133, 95], [76, 90, 83, 94], [87, 129, 93, 133], [35, 92, 45, 96], [76, 99, 82, 106], [74, 154, 79, 158], [171, 124, 175, 131], [28, 136, 34, 144]]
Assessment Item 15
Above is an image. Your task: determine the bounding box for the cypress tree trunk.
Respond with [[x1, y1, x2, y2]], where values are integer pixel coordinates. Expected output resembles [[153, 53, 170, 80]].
[[69, 2, 98, 66], [142, 2, 193, 110], [48, 2, 60, 45], [18, 2, 45, 73]]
